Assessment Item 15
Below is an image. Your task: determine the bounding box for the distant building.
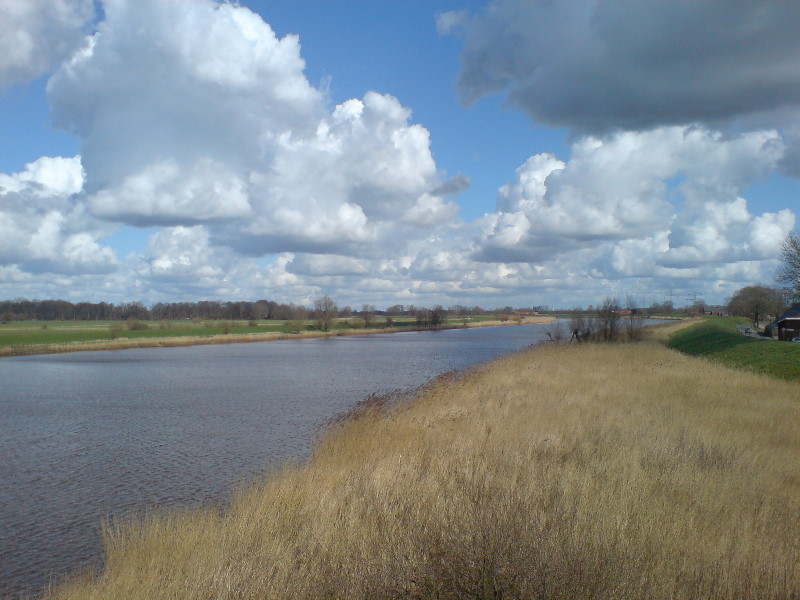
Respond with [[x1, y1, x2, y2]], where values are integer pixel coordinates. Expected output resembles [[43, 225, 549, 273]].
[[765, 305, 800, 341]]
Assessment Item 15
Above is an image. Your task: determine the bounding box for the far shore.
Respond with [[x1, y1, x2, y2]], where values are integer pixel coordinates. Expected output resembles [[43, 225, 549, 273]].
[[0, 316, 555, 358]]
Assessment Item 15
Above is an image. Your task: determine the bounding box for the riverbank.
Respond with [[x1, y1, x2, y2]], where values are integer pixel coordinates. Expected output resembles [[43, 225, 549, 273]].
[[44, 334, 799, 599], [0, 316, 554, 358]]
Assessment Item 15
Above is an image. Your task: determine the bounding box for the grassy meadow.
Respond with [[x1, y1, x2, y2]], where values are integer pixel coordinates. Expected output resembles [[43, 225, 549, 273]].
[[0, 319, 281, 344], [42, 334, 799, 599], [668, 316, 800, 380], [0, 319, 288, 356]]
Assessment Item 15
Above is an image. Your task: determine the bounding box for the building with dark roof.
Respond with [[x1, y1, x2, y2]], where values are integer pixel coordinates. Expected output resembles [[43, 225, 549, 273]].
[[766, 304, 800, 341]]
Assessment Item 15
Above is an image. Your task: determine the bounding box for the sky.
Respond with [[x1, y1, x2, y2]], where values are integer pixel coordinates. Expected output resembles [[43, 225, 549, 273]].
[[1, 0, 799, 310]]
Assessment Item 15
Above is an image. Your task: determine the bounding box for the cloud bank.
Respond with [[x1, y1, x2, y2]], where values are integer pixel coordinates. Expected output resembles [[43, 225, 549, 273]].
[[0, 0, 797, 308], [474, 127, 794, 302], [441, 0, 800, 134]]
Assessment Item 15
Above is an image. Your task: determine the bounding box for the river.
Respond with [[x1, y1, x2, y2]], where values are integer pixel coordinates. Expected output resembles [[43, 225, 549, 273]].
[[1, 322, 577, 596]]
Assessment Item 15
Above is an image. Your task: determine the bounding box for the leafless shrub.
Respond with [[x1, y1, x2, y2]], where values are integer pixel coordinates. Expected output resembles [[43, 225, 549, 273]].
[[568, 311, 595, 343], [624, 315, 645, 341], [595, 297, 621, 341], [544, 320, 567, 343]]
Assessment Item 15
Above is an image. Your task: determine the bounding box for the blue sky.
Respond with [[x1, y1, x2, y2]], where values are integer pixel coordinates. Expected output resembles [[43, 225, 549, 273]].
[[1, 0, 798, 309]]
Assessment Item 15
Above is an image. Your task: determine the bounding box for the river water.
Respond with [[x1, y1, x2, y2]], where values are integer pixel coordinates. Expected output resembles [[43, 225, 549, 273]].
[[0, 322, 571, 596]]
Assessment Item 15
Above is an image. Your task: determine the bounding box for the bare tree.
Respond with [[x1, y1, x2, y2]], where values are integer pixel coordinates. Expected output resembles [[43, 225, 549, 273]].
[[625, 293, 643, 341], [776, 232, 800, 302], [386, 304, 405, 316], [415, 306, 447, 327], [727, 285, 785, 329], [361, 304, 376, 328], [430, 305, 447, 327], [596, 297, 621, 341], [314, 295, 338, 332], [545, 320, 566, 343]]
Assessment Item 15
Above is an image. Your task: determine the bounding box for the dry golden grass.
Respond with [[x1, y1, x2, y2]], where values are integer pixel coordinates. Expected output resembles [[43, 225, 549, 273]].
[[644, 317, 702, 341], [45, 341, 799, 599]]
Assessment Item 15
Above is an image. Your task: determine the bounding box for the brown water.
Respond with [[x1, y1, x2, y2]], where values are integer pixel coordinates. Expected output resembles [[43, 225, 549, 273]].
[[0, 323, 563, 596]]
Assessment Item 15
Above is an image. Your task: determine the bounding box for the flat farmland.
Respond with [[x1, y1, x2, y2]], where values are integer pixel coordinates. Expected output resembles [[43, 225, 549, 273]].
[[0, 316, 537, 357]]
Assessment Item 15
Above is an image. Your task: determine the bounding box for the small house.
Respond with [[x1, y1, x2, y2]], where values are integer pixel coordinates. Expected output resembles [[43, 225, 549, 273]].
[[770, 304, 800, 341]]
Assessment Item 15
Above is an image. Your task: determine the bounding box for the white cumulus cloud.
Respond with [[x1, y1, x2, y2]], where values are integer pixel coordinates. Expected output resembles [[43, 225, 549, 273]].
[[46, 0, 461, 264], [0, 0, 94, 90], [0, 156, 118, 274], [474, 126, 796, 300]]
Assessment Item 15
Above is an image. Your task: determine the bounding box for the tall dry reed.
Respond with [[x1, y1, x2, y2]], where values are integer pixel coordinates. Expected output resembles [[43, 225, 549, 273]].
[[45, 341, 800, 599]]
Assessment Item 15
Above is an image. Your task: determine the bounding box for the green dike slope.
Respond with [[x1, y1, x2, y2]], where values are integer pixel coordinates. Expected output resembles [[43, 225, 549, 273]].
[[667, 317, 800, 380]]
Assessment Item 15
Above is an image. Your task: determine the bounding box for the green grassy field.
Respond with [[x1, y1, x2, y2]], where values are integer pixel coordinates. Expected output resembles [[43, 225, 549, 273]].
[[0, 320, 285, 346], [667, 316, 800, 380], [0, 316, 482, 354]]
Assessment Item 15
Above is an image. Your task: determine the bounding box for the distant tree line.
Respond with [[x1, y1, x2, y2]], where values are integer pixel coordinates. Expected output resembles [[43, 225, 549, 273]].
[[1, 298, 556, 323], [0, 298, 513, 324], [0, 298, 312, 322]]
